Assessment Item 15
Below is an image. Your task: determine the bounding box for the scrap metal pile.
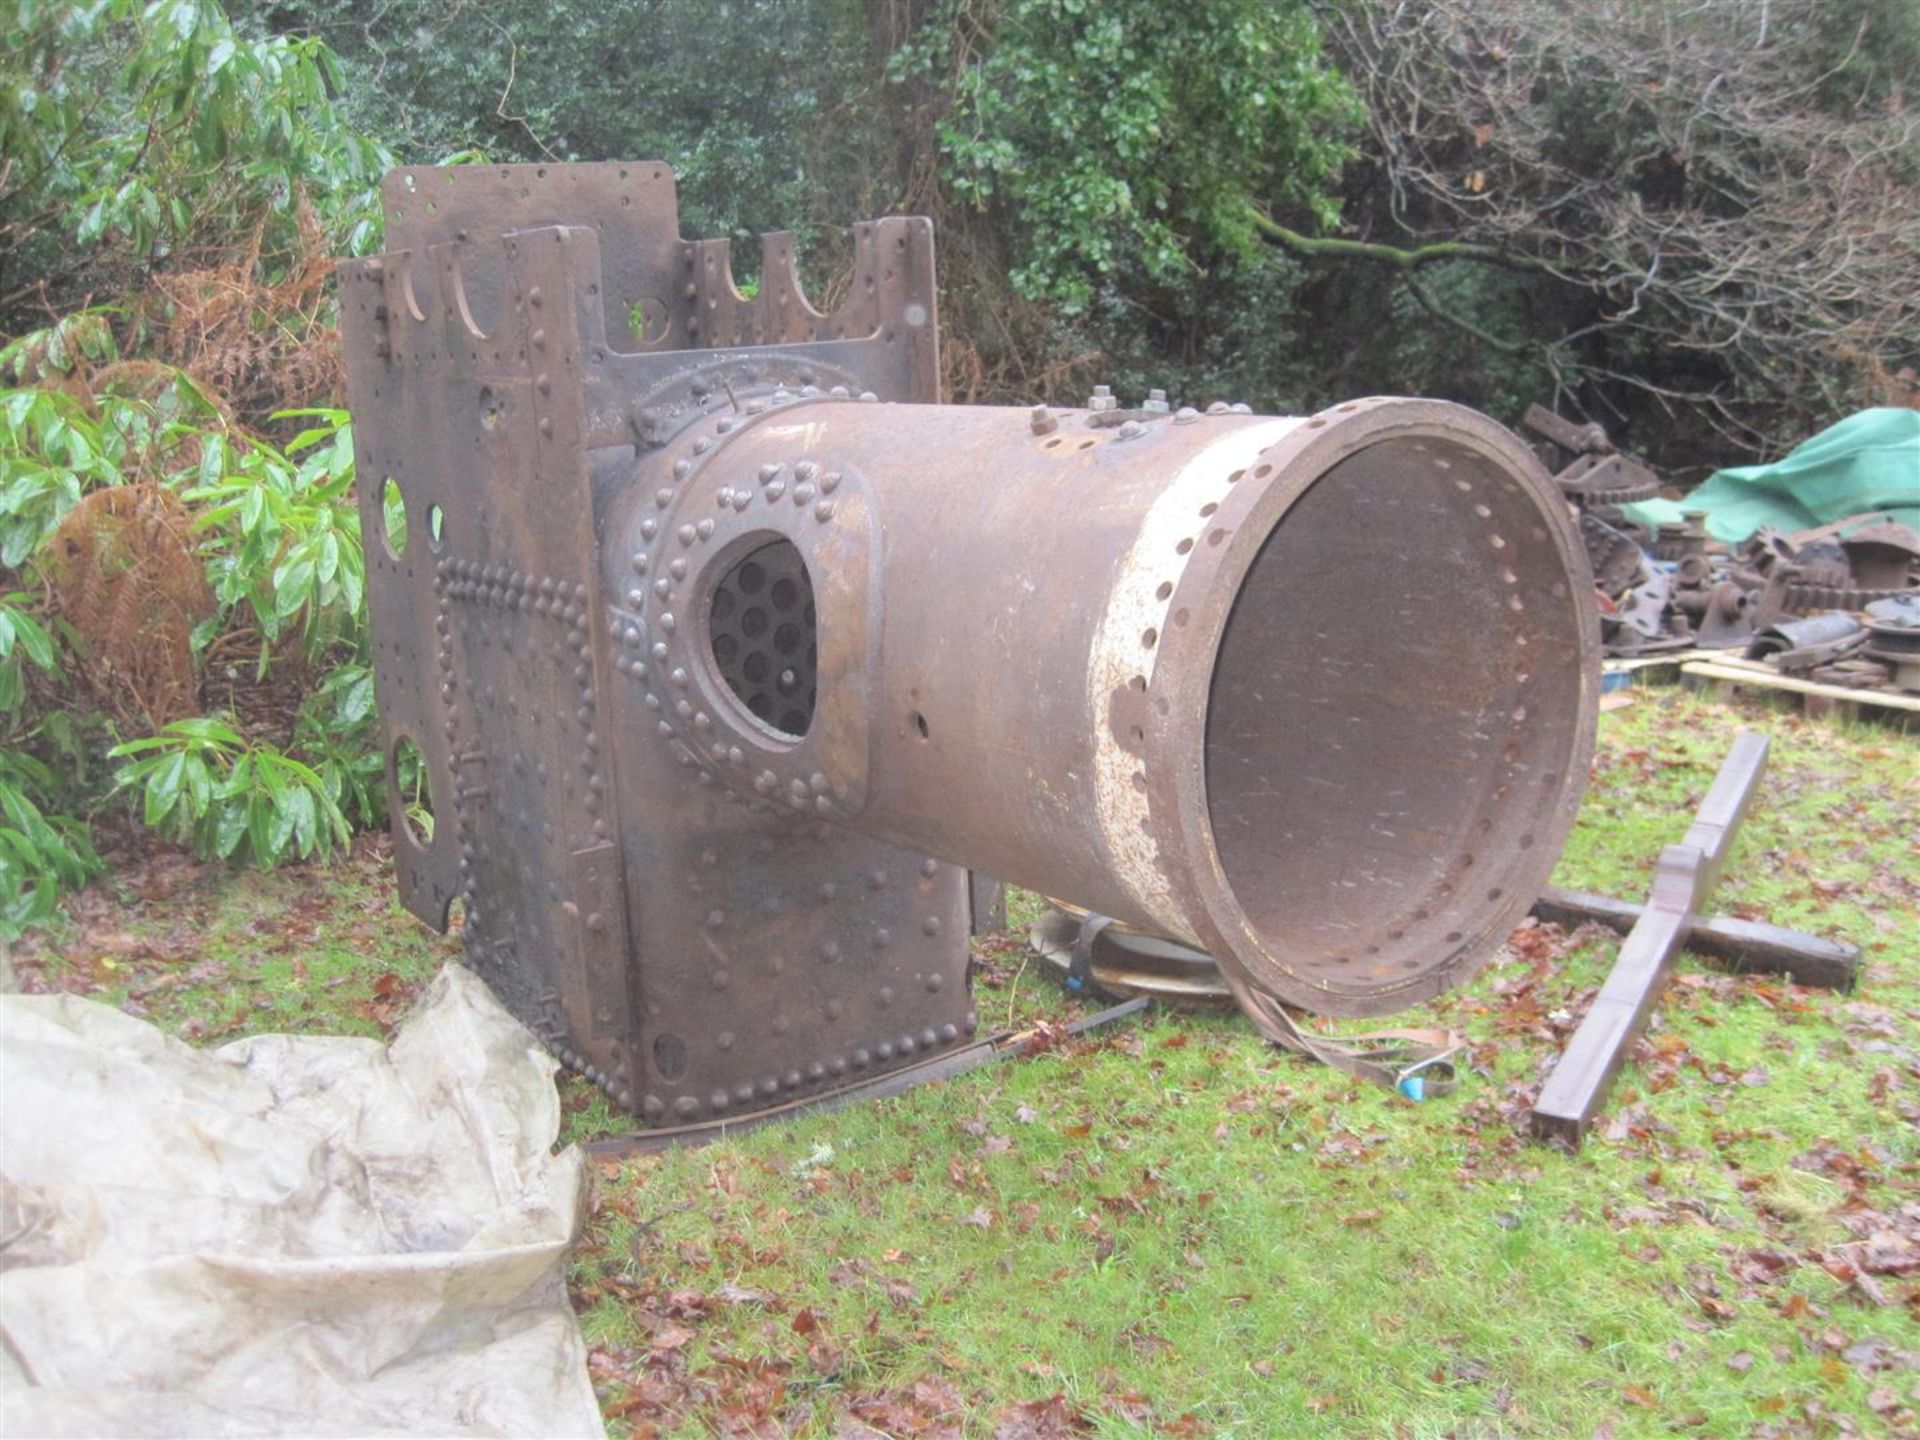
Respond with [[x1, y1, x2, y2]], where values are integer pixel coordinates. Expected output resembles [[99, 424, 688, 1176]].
[[1523, 406, 1920, 691], [339, 162, 1601, 1135]]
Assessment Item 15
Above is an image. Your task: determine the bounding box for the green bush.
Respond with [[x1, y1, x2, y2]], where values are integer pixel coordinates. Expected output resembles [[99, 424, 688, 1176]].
[[0, 344, 384, 930], [109, 717, 350, 866]]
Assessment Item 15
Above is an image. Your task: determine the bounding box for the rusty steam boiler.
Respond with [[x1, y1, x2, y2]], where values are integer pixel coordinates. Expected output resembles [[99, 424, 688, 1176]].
[[338, 163, 1598, 1131]]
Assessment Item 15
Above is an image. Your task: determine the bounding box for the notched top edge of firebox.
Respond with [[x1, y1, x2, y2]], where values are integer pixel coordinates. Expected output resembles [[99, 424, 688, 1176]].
[[371, 161, 938, 362]]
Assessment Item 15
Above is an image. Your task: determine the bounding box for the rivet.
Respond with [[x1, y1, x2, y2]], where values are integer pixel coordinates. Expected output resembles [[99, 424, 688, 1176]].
[[673, 459, 691, 480], [661, 613, 677, 634], [692, 436, 712, 454], [651, 641, 670, 661], [677, 524, 696, 545], [794, 483, 816, 505], [653, 577, 671, 597], [858, 391, 878, 403], [696, 518, 714, 539], [758, 462, 782, 484], [630, 552, 649, 573], [873, 928, 891, 949], [794, 461, 818, 482], [670, 664, 688, 685], [920, 858, 939, 878], [814, 501, 835, 521], [669, 557, 688, 579], [924, 916, 942, 935], [765, 480, 786, 501], [1174, 406, 1199, 424], [706, 909, 726, 928], [538, 417, 553, 437], [732, 490, 750, 511], [655, 488, 673, 509]]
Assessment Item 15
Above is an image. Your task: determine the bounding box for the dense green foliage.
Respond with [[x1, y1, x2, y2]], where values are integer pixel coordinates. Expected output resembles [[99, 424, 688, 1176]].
[[2, 0, 389, 327], [892, 0, 1356, 313]]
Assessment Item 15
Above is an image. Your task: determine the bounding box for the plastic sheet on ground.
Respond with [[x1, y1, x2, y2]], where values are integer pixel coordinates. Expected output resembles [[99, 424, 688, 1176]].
[[0, 964, 603, 1438], [1623, 407, 1920, 541]]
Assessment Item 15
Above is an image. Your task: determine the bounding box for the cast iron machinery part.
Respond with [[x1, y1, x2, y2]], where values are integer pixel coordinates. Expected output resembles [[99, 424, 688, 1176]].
[[338, 160, 1600, 1126], [1862, 595, 1920, 690]]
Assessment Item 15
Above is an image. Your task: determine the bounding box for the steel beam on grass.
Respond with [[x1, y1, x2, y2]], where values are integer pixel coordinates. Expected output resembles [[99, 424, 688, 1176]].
[[1528, 730, 1771, 1148]]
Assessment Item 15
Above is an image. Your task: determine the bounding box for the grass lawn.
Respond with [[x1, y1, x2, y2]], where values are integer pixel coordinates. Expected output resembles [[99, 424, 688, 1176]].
[[9, 687, 1918, 1437]]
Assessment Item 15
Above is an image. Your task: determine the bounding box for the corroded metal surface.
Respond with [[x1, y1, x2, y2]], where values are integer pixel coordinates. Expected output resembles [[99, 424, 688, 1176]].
[[339, 162, 1599, 1125]]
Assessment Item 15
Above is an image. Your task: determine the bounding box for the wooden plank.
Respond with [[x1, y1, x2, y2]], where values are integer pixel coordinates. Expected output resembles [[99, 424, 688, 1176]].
[[1681, 660, 1920, 714], [1530, 731, 1771, 1148], [1532, 887, 1859, 991]]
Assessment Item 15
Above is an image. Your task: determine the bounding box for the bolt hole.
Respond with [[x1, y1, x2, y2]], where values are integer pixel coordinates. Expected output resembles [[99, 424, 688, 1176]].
[[380, 477, 408, 559], [652, 1032, 689, 1080], [911, 711, 930, 740], [391, 736, 433, 848]]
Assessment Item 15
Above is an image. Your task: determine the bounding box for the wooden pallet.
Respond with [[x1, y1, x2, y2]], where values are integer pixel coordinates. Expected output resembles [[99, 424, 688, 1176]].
[[1681, 654, 1920, 726], [1600, 647, 1717, 692]]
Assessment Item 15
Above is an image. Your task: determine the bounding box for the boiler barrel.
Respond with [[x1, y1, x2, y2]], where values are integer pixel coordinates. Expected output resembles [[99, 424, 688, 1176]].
[[608, 394, 1598, 1019]]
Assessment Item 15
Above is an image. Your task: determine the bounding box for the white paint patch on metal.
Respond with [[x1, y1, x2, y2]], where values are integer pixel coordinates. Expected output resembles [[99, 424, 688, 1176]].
[[1087, 418, 1303, 934]]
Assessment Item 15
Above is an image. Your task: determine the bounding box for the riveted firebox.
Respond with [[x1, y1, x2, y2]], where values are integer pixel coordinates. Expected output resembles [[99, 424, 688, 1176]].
[[339, 162, 1598, 1130]]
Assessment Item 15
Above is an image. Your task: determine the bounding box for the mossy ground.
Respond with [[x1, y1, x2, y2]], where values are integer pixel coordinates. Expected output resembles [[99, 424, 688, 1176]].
[[10, 687, 1918, 1437]]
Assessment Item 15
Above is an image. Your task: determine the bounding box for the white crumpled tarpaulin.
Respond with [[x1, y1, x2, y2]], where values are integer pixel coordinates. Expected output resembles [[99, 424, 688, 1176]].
[[0, 964, 603, 1438]]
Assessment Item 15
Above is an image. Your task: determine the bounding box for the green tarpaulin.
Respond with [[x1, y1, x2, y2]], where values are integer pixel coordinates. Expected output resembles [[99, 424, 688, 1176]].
[[1622, 407, 1920, 542]]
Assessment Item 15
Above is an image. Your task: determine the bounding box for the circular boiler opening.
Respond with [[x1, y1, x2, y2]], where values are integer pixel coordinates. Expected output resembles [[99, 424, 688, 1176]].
[[709, 537, 818, 737], [1202, 432, 1589, 1009]]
